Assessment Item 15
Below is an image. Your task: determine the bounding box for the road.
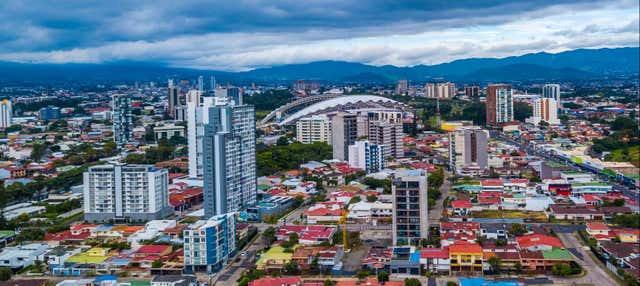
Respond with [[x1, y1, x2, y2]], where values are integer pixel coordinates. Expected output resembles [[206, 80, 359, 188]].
[[429, 170, 452, 225], [554, 228, 619, 286]]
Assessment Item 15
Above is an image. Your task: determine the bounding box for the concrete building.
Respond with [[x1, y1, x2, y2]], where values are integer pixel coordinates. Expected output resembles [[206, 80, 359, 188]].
[[348, 140, 385, 173], [368, 120, 403, 159], [528, 98, 559, 125], [154, 124, 186, 141], [465, 86, 481, 97], [0, 243, 49, 270], [395, 80, 408, 95], [0, 99, 12, 128], [449, 126, 489, 172], [183, 213, 236, 274], [296, 116, 332, 144], [112, 94, 133, 147], [201, 95, 256, 217], [331, 112, 358, 161], [83, 164, 172, 223], [425, 83, 455, 98], [486, 84, 513, 126], [39, 106, 61, 120], [167, 79, 181, 119], [542, 84, 561, 109], [392, 169, 429, 246]]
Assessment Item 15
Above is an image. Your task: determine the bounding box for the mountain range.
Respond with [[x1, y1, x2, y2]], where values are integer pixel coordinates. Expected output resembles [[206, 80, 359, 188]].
[[0, 47, 637, 84]]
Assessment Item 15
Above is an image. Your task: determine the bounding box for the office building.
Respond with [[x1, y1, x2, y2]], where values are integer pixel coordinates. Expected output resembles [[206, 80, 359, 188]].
[[296, 116, 332, 144], [201, 94, 256, 217], [215, 87, 242, 105], [0, 99, 12, 128], [528, 98, 559, 125], [449, 126, 489, 172], [392, 169, 429, 246], [39, 106, 61, 120], [348, 140, 385, 173], [396, 80, 408, 95], [542, 84, 561, 110], [154, 124, 186, 141], [485, 84, 513, 125], [183, 213, 236, 273], [167, 79, 180, 119], [368, 120, 403, 159], [331, 112, 358, 161], [425, 83, 455, 98], [112, 94, 133, 146], [465, 86, 481, 97], [83, 164, 171, 223], [425, 83, 436, 98], [293, 80, 320, 92]]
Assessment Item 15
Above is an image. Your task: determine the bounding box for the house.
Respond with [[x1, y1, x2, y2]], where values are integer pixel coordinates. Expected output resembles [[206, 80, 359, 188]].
[[549, 204, 604, 221], [256, 246, 293, 271], [420, 247, 450, 274], [585, 222, 612, 240], [479, 223, 508, 240], [0, 243, 49, 270], [304, 206, 342, 224], [516, 234, 564, 251], [519, 248, 573, 273], [151, 275, 198, 286], [599, 241, 640, 268], [277, 225, 336, 245], [362, 247, 393, 271], [449, 242, 483, 274], [0, 230, 16, 248], [317, 247, 344, 270], [450, 200, 472, 216], [39, 246, 82, 268], [248, 277, 302, 286], [440, 222, 480, 246], [613, 229, 640, 243], [600, 206, 633, 220], [480, 180, 504, 192]]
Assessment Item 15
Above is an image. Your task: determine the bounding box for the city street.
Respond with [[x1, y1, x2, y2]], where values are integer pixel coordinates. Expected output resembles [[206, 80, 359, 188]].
[[554, 229, 619, 286], [429, 170, 452, 225]]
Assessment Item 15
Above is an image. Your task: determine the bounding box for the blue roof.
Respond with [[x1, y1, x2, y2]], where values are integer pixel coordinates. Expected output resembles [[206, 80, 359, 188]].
[[459, 278, 518, 286], [409, 251, 421, 263], [96, 275, 118, 282]]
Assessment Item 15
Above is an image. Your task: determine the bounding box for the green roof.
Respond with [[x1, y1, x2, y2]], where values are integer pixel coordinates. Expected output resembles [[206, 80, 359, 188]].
[[571, 182, 610, 187], [624, 173, 640, 180], [0, 230, 15, 238], [129, 281, 151, 286], [562, 171, 589, 175], [542, 247, 573, 260], [452, 184, 482, 189], [545, 162, 567, 168], [258, 184, 271, 191]]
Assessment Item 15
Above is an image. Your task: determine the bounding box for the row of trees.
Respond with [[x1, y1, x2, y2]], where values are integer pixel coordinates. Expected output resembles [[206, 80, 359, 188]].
[[256, 141, 332, 176]]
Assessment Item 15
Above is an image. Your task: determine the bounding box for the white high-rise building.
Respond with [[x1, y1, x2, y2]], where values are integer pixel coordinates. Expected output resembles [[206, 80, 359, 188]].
[[187, 95, 213, 178], [392, 169, 429, 246], [296, 116, 332, 144], [201, 93, 256, 217], [348, 140, 385, 173], [183, 213, 236, 274], [449, 126, 489, 173], [112, 94, 133, 147], [542, 84, 561, 110], [528, 98, 559, 125], [0, 99, 12, 128], [83, 164, 171, 223]]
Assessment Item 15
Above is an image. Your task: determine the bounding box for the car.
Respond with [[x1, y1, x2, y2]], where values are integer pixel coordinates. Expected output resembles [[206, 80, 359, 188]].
[[241, 251, 247, 257]]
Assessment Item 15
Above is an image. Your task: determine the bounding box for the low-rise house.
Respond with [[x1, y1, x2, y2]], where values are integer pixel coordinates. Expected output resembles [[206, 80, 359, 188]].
[[479, 223, 508, 240], [614, 228, 640, 243], [420, 247, 450, 274], [0, 243, 49, 270], [277, 225, 336, 245], [450, 200, 472, 216], [150, 275, 198, 286], [248, 277, 301, 286], [549, 204, 604, 221], [516, 234, 564, 251], [362, 247, 393, 271], [586, 222, 612, 240], [440, 222, 479, 246], [599, 241, 640, 268], [304, 206, 342, 224], [256, 246, 293, 271], [40, 246, 83, 268], [449, 242, 483, 274]]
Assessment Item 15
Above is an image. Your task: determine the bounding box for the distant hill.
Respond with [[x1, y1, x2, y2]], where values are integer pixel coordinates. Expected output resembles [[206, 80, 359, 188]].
[[0, 47, 637, 84]]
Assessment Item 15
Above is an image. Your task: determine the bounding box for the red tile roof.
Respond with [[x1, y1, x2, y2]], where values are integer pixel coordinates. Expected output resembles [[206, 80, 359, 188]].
[[421, 247, 449, 259], [481, 180, 504, 187], [248, 277, 302, 286], [136, 245, 171, 255], [449, 242, 482, 253], [516, 234, 563, 249], [586, 222, 610, 231], [451, 200, 472, 209]]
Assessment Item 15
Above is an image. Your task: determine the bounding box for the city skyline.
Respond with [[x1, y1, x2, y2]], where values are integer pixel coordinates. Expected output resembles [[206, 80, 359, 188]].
[[0, 0, 637, 71]]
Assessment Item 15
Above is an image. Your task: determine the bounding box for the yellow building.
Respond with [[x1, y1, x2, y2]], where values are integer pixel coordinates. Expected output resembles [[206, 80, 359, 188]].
[[449, 242, 483, 273]]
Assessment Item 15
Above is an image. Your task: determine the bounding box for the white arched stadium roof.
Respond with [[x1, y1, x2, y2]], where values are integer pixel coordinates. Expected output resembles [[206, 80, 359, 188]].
[[279, 95, 401, 125]]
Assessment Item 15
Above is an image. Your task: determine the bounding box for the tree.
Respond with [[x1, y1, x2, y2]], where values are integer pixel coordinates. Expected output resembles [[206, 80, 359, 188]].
[[377, 271, 389, 283], [151, 260, 163, 268], [348, 196, 361, 205], [103, 140, 118, 156], [446, 282, 458, 286], [356, 270, 369, 280], [30, 143, 47, 161], [488, 256, 501, 274], [508, 223, 527, 236], [551, 263, 572, 276], [33, 259, 44, 273], [513, 101, 532, 121], [404, 278, 422, 286], [283, 261, 299, 275], [324, 279, 334, 286], [276, 136, 289, 146], [262, 227, 276, 245], [0, 268, 11, 281], [514, 261, 522, 274], [289, 232, 299, 245], [366, 195, 377, 202], [238, 277, 250, 286]]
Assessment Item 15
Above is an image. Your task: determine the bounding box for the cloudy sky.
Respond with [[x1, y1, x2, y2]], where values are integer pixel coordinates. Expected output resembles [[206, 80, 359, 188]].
[[0, 0, 638, 71]]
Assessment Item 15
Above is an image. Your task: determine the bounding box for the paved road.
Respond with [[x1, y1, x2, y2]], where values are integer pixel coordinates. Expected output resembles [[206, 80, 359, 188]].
[[429, 170, 451, 225], [554, 230, 619, 286]]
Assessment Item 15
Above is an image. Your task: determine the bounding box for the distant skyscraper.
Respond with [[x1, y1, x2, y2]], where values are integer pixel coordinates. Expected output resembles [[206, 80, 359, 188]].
[[486, 84, 514, 125], [215, 87, 242, 105], [167, 79, 180, 119], [392, 169, 429, 246], [112, 94, 133, 147], [465, 86, 481, 97], [348, 140, 385, 173], [198, 76, 204, 92], [425, 83, 436, 98], [296, 116, 332, 144], [542, 84, 561, 110], [201, 95, 256, 217], [528, 98, 559, 125], [395, 80, 408, 95], [449, 126, 489, 172], [331, 112, 358, 161], [83, 163, 171, 223], [0, 99, 13, 128]]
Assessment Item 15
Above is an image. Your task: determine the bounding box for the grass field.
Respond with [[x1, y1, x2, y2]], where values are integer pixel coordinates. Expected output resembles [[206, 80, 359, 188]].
[[609, 145, 640, 167], [473, 209, 547, 221]]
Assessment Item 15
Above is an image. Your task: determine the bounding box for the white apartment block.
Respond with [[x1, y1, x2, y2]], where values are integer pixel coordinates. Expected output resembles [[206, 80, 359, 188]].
[[296, 116, 332, 144], [348, 140, 385, 173], [528, 97, 559, 125], [183, 213, 236, 274], [83, 163, 172, 223]]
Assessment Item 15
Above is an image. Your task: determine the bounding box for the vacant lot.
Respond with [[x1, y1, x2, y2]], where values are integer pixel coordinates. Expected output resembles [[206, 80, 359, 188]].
[[473, 209, 547, 221]]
